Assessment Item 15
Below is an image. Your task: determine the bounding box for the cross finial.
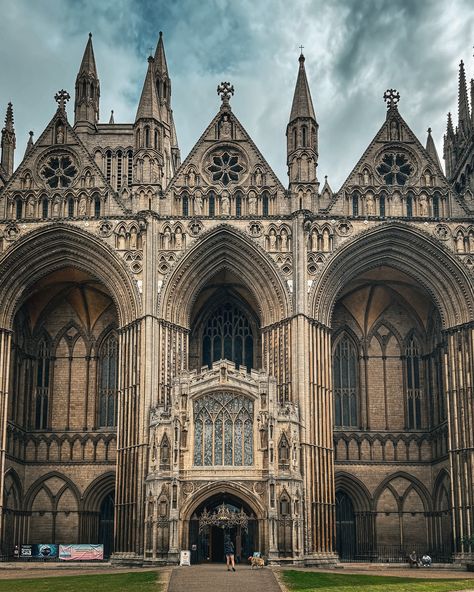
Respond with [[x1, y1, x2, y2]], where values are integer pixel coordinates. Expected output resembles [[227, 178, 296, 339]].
[[383, 89, 400, 109], [148, 46, 153, 57], [217, 81, 234, 108], [299, 45, 304, 55], [54, 89, 71, 111]]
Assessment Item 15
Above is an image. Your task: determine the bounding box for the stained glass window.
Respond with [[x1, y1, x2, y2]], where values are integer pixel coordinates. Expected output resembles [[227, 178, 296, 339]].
[[202, 302, 254, 370], [376, 152, 413, 186], [35, 338, 50, 429], [333, 336, 358, 427], [41, 155, 78, 189], [406, 337, 422, 429], [99, 333, 118, 427], [193, 392, 253, 466]]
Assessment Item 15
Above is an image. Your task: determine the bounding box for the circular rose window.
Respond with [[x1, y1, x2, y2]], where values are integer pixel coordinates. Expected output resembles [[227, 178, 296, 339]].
[[376, 152, 413, 186], [207, 150, 245, 186], [41, 154, 78, 188]]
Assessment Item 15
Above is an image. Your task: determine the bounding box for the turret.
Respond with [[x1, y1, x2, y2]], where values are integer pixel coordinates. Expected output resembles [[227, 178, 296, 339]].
[[425, 127, 442, 170], [1, 102, 16, 177], [286, 52, 319, 209], [74, 33, 100, 129], [457, 60, 471, 141]]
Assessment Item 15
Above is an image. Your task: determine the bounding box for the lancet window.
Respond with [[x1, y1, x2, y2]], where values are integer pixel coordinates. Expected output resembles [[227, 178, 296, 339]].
[[35, 338, 50, 429], [98, 333, 118, 427], [193, 392, 254, 466], [202, 302, 254, 370], [333, 335, 358, 427], [406, 336, 422, 429]]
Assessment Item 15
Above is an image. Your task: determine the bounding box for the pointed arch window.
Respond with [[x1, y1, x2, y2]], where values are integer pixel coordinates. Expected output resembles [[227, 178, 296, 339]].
[[42, 197, 49, 219], [193, 392, 253, 466], [67, 196, 74, 217], [379, 192, 386, 217], [35, 338, 50, 429], [127, 150, 133, 186], [94, 194, 101, 217], [262, 192, 269, 216], [406, 337, 422, 429], [154, 129, 158, 150], [15, 198, 23, 219], [98, 333, 118, 427], [208, 193, 215, 216], [202, 302, 254, 370], [433, 192, 440, 218], [116, 150, 123, 188], [302, 126, 307, 147], [333, 335, 358, 427], [105, 150, 112, 183], [182, 194, 189, 216], [235, 192, 242, 217], [406, 192, 413, 218], [352, 192, 359, 217]]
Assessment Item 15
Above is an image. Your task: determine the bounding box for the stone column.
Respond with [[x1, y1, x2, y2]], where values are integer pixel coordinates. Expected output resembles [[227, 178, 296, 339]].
[[0, 328, 12, 553], [444, 323, 474, 557]]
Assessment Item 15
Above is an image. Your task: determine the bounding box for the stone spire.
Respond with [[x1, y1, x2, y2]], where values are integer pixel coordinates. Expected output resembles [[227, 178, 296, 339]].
[[154, 31, 170, 108], [1, 102, 16, 177], [24, 130, 34, 158], [109, 110, 115, 124], [135, 56, 161, 122], [425, 127, 441, 170], [74, 33, 100, 128], [471, 78, 474, 128], [457, 60, 471, 139], [287, 52, 319, 206]]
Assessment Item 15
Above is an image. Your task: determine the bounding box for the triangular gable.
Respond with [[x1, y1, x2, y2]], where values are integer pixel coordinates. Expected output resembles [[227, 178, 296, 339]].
[[2, 106, 127, 214], [164, 105, 286, 197], [325, 106, 467, 215]]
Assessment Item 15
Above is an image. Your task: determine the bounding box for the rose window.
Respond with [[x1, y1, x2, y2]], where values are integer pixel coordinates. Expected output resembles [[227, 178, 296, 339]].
[[376, 153, 412, 186], [208, 151, 243, 186], [41, 155, 77, 188]]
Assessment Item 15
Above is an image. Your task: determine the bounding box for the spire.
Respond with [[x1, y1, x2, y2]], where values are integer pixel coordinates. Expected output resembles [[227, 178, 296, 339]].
[[154, 31, 169, 77], [109, 110, 115, 124], [289, 54, 316, 122], [425, 127, 441, 169], [471, 78, 474, 127], [74, 33, 100, 127], [135, 56, 161, 122], [154, 31, 172, 110], [1, 102, 16, 176], [458, 60, 471, 138], [447, 111, 455, 137], [79, 32, 98, 77], [24, 131, 34, 157]]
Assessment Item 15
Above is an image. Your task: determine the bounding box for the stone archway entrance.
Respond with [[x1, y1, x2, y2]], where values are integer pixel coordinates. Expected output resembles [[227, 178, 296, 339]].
[[189, 493, 258, 564]]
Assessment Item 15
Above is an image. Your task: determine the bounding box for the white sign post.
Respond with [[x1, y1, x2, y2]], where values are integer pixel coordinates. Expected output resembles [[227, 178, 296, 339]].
[[180, 550, 191, 566]]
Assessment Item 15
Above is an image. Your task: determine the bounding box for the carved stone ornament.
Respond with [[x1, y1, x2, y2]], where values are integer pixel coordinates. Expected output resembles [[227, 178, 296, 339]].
[[188, 218, 203, 237], [336, 220, 353, 236], [4, 222, 20, 241], [98, 221, 113, 238], [248, 221, 262, 237], [434, 224, 450, 241]]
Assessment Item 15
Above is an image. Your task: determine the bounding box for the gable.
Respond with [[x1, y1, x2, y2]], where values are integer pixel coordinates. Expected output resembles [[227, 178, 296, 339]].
[[326, 105, 467, 217], [1, 106, 127, 215]]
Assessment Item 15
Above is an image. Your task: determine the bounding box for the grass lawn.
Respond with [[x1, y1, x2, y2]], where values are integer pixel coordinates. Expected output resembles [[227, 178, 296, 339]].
[[0, 571, 159, 592], [282, 570, 474, 592]]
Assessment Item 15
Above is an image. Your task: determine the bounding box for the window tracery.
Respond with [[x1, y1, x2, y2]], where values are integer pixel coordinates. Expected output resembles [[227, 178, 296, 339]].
[[98, 333, 118, 427], [193, 392, 254, 466], [41, 155, 78, 189], [333, 335, 358, 427], [376, 153, 413, 186], [406, 336, 422, 429], [35, 337, 50, 429]]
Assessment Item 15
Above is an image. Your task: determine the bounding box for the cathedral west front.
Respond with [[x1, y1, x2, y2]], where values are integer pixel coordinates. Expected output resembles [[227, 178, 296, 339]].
[[1, 31, 474, 565]]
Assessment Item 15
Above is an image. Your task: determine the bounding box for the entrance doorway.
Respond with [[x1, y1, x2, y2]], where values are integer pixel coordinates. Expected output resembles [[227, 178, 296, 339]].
[[189, 493, 258, 564], [335, 491, 356, 559], [98, 492, 114, 558]]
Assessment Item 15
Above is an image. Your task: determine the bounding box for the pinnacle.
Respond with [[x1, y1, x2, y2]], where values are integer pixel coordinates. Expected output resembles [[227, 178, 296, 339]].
[[135, 56, 161, 122], [425, 126, 441, 169], [78, 32, 98, 78], [289, 53, 316, 122], [154, 30, 169, 76]]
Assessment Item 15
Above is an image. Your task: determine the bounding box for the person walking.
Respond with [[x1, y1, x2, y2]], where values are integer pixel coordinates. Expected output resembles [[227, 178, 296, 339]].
[[224, 534, 236, 571]]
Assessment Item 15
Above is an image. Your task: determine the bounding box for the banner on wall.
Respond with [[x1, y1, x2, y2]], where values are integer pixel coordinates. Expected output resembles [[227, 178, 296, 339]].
[[20, 544, 59, 559], [58, 544, 104, 561]]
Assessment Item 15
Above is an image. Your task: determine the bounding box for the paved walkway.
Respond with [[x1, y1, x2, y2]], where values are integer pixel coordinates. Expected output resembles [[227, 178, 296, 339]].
[[168, 564, 281, 592]]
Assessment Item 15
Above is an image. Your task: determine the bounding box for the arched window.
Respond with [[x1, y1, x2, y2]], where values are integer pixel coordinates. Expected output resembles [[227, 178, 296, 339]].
[[193, 392, 253, 466], [333, 335, 358, 427], [154, 129, 158, 150], [302, 126, 307, 147], [279, 494, 290, 516], [433, 193, 440, 218], [42, 197, 49, 219], [82, 80, 87, 98], [35, 338, 50, 429], [262, 192, 269, 216], [127, 150, 133, 186], [208, 193, 215, 216], [352, 192, 359, 217], [67, 196, 74, 217], [202, 302, 254, 370], [94, 194, 101, 217], [335, 491, 356, 559], [136, 129, 141, 148], [182, 194, 189, 216], [379, 192, 386, 217], [406, 192, 413, 217], [15, 198, 23, 219], [98, 333, 118, 427], [145, 126, 150, 148], [293, 128, 297, 149], [116, 150, 122, 188], [105, 150, 112, 183], [406, 336, 422, 429], [235, 192, 242, 217]]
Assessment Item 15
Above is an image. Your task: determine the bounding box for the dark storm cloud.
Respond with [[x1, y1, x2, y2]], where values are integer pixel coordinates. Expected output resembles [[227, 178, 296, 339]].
[[0, 0, 472, 189]]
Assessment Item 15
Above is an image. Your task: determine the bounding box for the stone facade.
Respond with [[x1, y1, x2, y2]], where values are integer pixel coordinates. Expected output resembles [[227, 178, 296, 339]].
[[0, 33, 473, 564]]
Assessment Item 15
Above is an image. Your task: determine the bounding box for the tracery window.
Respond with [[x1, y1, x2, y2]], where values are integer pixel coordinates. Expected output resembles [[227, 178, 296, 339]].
[[352, 192, 359, 217], [202, 302, 254, 370], [182, 195, 189, 216], [67, 196, 74, 217], [42, 197, 48, 219], [15, 198, 23, 219], [94, 194, 101, 217], [376, 152, 413, 186], [208, 193, 215, 216], [433, 193, 440, 218], [106, 151, 112, 183], [127, 150, 133, 186], [193, 392, 254, 466], [41, 155, 78, 189], [262, 192, 269, 216], [207, 151, 244, 186], [235, 192, 242, 217], [333, 335, 358, 427], [406, 193, 413, 217], [379, 193, 386, 217], [116, 150, 123, 187], [406, 337, 422, 429], [35, 338, 50, 429], [98, 333, 118, 427]]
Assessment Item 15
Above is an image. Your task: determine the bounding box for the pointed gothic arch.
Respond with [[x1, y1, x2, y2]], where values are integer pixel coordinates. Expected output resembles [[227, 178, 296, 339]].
[[311, 223, 474, 329], [158, 226, 291, 327]]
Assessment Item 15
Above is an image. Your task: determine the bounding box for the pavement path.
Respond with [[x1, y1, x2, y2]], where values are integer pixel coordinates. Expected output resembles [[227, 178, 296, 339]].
[[168, 563, 282, 592]]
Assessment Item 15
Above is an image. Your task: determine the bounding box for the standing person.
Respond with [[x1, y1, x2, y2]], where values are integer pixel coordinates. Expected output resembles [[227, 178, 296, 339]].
[[409, 550, 420, 568], [224, 534, 236, 571]]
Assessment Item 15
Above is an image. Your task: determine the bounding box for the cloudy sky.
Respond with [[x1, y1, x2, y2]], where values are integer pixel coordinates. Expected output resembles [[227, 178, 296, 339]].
[[0, 0, 472, 190]]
